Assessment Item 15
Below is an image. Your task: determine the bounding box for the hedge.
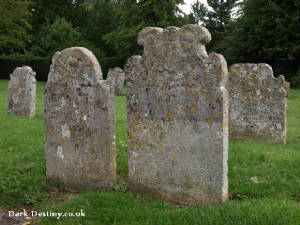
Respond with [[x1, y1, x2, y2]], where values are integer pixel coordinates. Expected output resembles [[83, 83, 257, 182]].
[[0, 55, 125, 81], [0, 55, 51, 81]]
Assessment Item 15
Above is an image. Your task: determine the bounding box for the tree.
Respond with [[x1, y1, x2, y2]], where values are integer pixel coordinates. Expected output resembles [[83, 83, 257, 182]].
[[81, 0, 119, 57], [0, 0, 32, 54], [30, 0, 89, 34], [222, 0, 300, 78], [191, 0, 208, 25], [103, 0, 186, 60], [191, 0, 238, 52], [30, 18, 103, 59]]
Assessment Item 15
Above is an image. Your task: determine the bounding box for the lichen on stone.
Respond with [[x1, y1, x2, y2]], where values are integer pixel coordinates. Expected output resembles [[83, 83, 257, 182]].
[[125, 25, 229, 205], [228, 63, 288, 143], [44, 47, 116, 190]]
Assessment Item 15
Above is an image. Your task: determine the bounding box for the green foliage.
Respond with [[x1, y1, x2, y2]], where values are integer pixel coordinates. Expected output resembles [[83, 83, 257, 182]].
[[30, 0, 89, 33], [30, 17, 104, 60], [290, 70, 300, 88], [222, 0, 300, 76], [0, 0, 32, 54], [30, 18, 82, 58], [103, 0, 186, 60], [0, 81, 49, 207], [113, 184, 129, 193], [81, 0, 119, 57], [191, 0, 208, 25], [0, 55, 50, 81], [191, 0, 238, 52]]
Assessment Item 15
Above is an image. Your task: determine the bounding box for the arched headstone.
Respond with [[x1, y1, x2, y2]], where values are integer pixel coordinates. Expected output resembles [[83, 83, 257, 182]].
[[106, 67, 125, 95], [44, 47, 116, 189], [7, 66, 36, 117]]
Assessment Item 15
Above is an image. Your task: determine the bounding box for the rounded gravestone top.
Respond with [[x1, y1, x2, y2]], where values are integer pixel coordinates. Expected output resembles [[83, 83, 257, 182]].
[[12, 66, 36, 77], [47, 47, 102, 84]]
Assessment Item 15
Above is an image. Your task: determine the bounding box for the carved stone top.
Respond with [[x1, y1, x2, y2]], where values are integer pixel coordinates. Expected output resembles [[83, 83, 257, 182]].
[[127, 24, 227, 90], [131, 25, 213, 75], [47, 47, 103, 85], [229, 63, 288, 97]]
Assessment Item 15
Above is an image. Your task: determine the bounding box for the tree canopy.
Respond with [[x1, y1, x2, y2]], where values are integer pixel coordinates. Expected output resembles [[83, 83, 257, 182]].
[[0, 0, 299, 84], [0, 0, 32, 54]]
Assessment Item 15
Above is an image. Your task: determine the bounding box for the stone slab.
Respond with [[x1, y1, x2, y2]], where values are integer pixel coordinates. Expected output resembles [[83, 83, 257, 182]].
[[44, 47, 116, 189], [125, 25, 229, 205], [6, 66, 36, 117], [228, 63, 288, 143]]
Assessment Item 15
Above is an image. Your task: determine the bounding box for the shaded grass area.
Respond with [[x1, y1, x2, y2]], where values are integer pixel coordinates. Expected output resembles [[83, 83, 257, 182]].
[[0, 80, 299, 225]]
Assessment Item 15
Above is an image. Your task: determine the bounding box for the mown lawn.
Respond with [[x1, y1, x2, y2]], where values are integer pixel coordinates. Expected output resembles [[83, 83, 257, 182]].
[[0, 79, 299, 225]]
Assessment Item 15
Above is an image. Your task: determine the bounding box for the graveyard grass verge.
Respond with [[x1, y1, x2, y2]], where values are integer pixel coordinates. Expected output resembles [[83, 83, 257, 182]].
[[0, 80, 299, 225]]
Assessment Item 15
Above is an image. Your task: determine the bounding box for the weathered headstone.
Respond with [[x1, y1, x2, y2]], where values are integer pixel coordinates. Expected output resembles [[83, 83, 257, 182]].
[[6, 66, 36, 117], [44, 47, 116, 189], [228, 63, 288, 143], [106, 67, 125, 95], [125, 25, 229, 205]]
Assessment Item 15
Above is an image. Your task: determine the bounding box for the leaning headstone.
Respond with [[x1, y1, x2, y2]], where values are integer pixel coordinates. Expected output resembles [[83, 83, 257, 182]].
[[228, 63, 288, 143], [106, 67, 125, 95], [44, 47, 116, 189], [6, 66, 36, 117], [125, 25, 229, 205]]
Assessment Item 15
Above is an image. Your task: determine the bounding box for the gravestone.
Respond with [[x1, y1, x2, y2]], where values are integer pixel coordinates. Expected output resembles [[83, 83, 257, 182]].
[[44, 47, 116, 189], [228, 63, 288, 143], [125, 25, 229, 205], [6, 66, 36, 117], [106, 67, 125, 95]]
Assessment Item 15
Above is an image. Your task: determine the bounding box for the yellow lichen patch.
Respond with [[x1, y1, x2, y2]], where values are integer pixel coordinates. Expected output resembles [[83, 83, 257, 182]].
[[171, 156, 177, 162], [193, 91, 199, 101], [61, 141, 68, 148], [251, 74, 259, 85], [88, 135, 93, 142], [158, 101, 163, 109], [176, 105, 185, 115], [192, 104, 198, 116], [89, 60, 94, 67], [161, 82, 169, 90], [167, 111, 173, 119], [162, 170, 168, 176], [208, 118, 214, 127], [199, 88, 206, 94]]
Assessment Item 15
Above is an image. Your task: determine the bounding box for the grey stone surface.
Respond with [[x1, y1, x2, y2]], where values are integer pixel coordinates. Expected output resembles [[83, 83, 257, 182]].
[[283, 80, 290, 96], [106, 67, 125, 95], [6, 66, 36, 117], [228, 63, 288, 143], [44, 47, 116, 189], [125, 25, 229, 205]]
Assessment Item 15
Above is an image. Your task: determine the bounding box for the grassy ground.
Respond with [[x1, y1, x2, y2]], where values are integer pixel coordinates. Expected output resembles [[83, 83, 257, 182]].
[[0, 79, 299, 225]]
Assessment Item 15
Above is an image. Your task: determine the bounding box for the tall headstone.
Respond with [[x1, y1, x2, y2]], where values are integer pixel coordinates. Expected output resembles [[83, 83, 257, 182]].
[[228, 63, 288, 143], [106, 67, 125, 95], [44, 47, 116, 189], [125, 25, 229, 205], [6, 66, 36, 117]]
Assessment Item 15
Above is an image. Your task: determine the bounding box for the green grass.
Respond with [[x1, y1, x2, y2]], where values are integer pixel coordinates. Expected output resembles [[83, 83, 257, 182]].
[[0, 80, 299, 225]]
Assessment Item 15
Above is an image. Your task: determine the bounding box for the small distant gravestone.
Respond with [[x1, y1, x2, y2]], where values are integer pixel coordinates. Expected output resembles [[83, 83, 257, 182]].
[[44, 47, 116, 189], [228, 63, 288, 143], [6, 66, 36, 117], [106, 67, 125, 95], [125, 25, 229, 205]]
